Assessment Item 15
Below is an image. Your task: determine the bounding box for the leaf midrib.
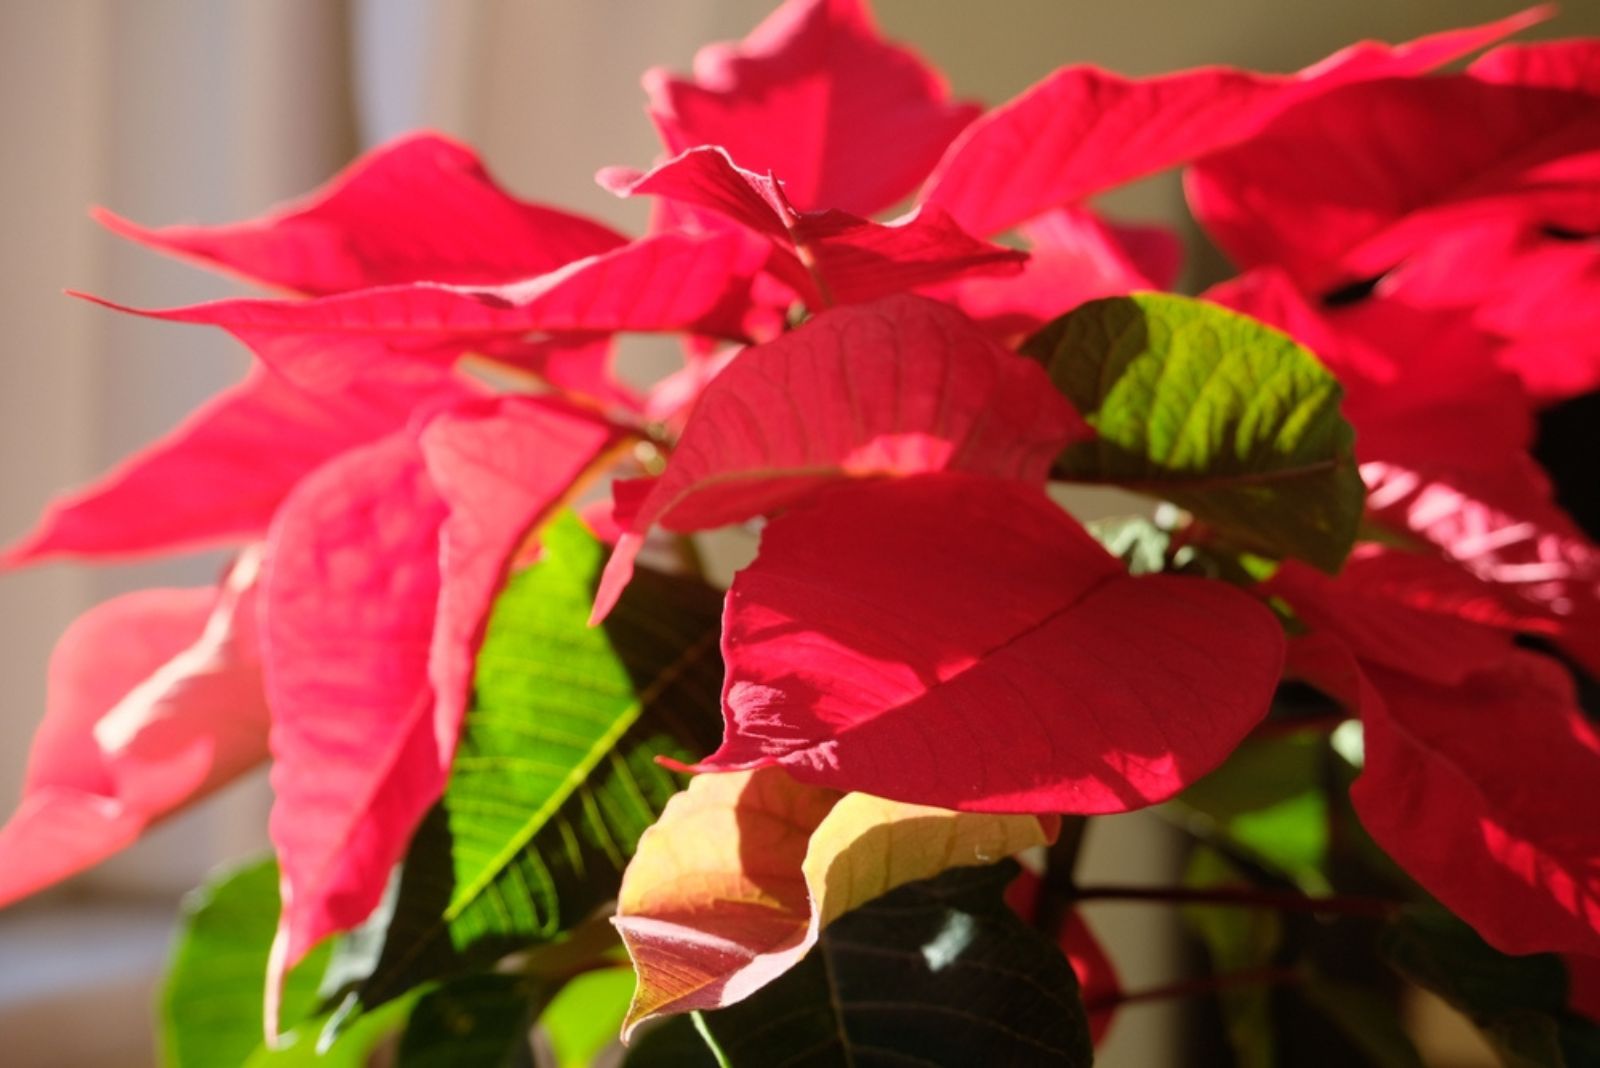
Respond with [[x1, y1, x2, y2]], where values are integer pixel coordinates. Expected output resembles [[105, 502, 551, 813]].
[[444, 623, 720, 924]]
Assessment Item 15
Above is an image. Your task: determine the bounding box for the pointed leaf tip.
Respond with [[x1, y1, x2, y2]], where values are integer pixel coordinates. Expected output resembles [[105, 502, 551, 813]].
[[615, 767, 1055, 1034]]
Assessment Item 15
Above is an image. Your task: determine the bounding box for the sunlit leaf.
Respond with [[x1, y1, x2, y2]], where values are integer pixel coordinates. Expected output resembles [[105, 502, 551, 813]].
[[346, 513, 724, 1011], [615, 766, 1054, 1033], [163, 858, 331, 1068], [1173, 734, 1332, 893], [1026, 293, 1363, 572], [539, 967, 635, 1068]]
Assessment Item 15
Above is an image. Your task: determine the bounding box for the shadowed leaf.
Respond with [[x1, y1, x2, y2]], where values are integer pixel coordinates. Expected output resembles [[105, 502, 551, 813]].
[[630, 863, 1092, 1068]]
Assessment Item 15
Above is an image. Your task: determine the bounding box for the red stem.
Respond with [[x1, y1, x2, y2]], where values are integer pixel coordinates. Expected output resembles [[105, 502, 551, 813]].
[[1073, 883, 1397, 918]]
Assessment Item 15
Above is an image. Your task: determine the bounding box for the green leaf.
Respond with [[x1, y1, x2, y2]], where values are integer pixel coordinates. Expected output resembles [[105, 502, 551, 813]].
[[1380, 905, 1579, 1067], [162, 856, 414, 1067], [1182, 848, 1282, 1068], [1172, 733, 1332, 893], [397, 974, 532, 1067], [162, 857, 332, 1068], [672, 862, 1093, 1067], [1024, 293, 1363, 572], [539, 967, 634, 1068], [349, 513, 724, 1010], [246, 999, 415, 1067]]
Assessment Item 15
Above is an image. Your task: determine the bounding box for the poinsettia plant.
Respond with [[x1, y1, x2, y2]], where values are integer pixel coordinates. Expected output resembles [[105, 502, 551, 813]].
[[5, 0, 1600, 1063]]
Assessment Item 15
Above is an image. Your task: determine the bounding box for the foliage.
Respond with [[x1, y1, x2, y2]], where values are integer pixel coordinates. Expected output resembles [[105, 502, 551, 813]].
[[3, 0, 1600, 1063]]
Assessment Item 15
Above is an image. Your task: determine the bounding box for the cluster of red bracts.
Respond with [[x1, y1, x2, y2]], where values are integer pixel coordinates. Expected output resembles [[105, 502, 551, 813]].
[[2, 0, 1599, 1044]]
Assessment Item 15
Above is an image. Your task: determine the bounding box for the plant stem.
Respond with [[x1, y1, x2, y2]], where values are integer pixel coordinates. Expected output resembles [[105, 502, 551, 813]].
[[1073, 883, 1396, 918], [1086, 966, 1302, 1013], [1035, 816, 1088, 939], [691, 1011, 734, 1068], [676, 534, 708, 579]]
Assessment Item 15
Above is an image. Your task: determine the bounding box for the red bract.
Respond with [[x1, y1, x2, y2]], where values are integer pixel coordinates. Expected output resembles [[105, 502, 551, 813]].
[[644, 0, 978, 217], [10, 1, 1600, 1055], [1286, 617, 1600, 964], [1268, 554, 1526, 688], [262, 433, 449, 985], [1208, 269, 1600, 672], [1205, 269, 1534, 477], [95, 133, 627, 295], [2, 364, 473, 566], [1361, 461, 1600, 677], [921, 9, 1547, 240], [419, 397, 623, 763], [1355, 652, 1600, 959], [1471, 37, 1600, 94], [263, 399, 618, 984], [698, 474, 1284, 813], [1195, 37, 1600, 403], [75, 230, 770, 393], [1186, 71, 1600, 293], [591, 295, 1084, 621], [930, 208, 1182, 339], [0, 555, 268, 905], [599, 147, 1023, 308], [1367, 219, 1600, 402], [628, 0, 1180, 340], [479, 334, 644, 415]]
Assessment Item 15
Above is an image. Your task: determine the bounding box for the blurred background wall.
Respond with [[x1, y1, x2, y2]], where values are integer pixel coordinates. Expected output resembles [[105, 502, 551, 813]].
[[1, 2, 1596, 1065]]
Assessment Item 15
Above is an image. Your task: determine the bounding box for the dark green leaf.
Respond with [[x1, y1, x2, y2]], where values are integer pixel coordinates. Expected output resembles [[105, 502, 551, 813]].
[[1381, 906, 1577, 1067], [681, 862, 1092, 1068], [620, 1016, 720, 1068], [1172, 733, 1332, 893], [538, 967, 634, 1068], [162, 857, 331, 1068], [398, 974, 533, 1068], [1558, 1010, 1600, 1068], [1025, 293, 1363, 572], [349, 514, 724, 1010]]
